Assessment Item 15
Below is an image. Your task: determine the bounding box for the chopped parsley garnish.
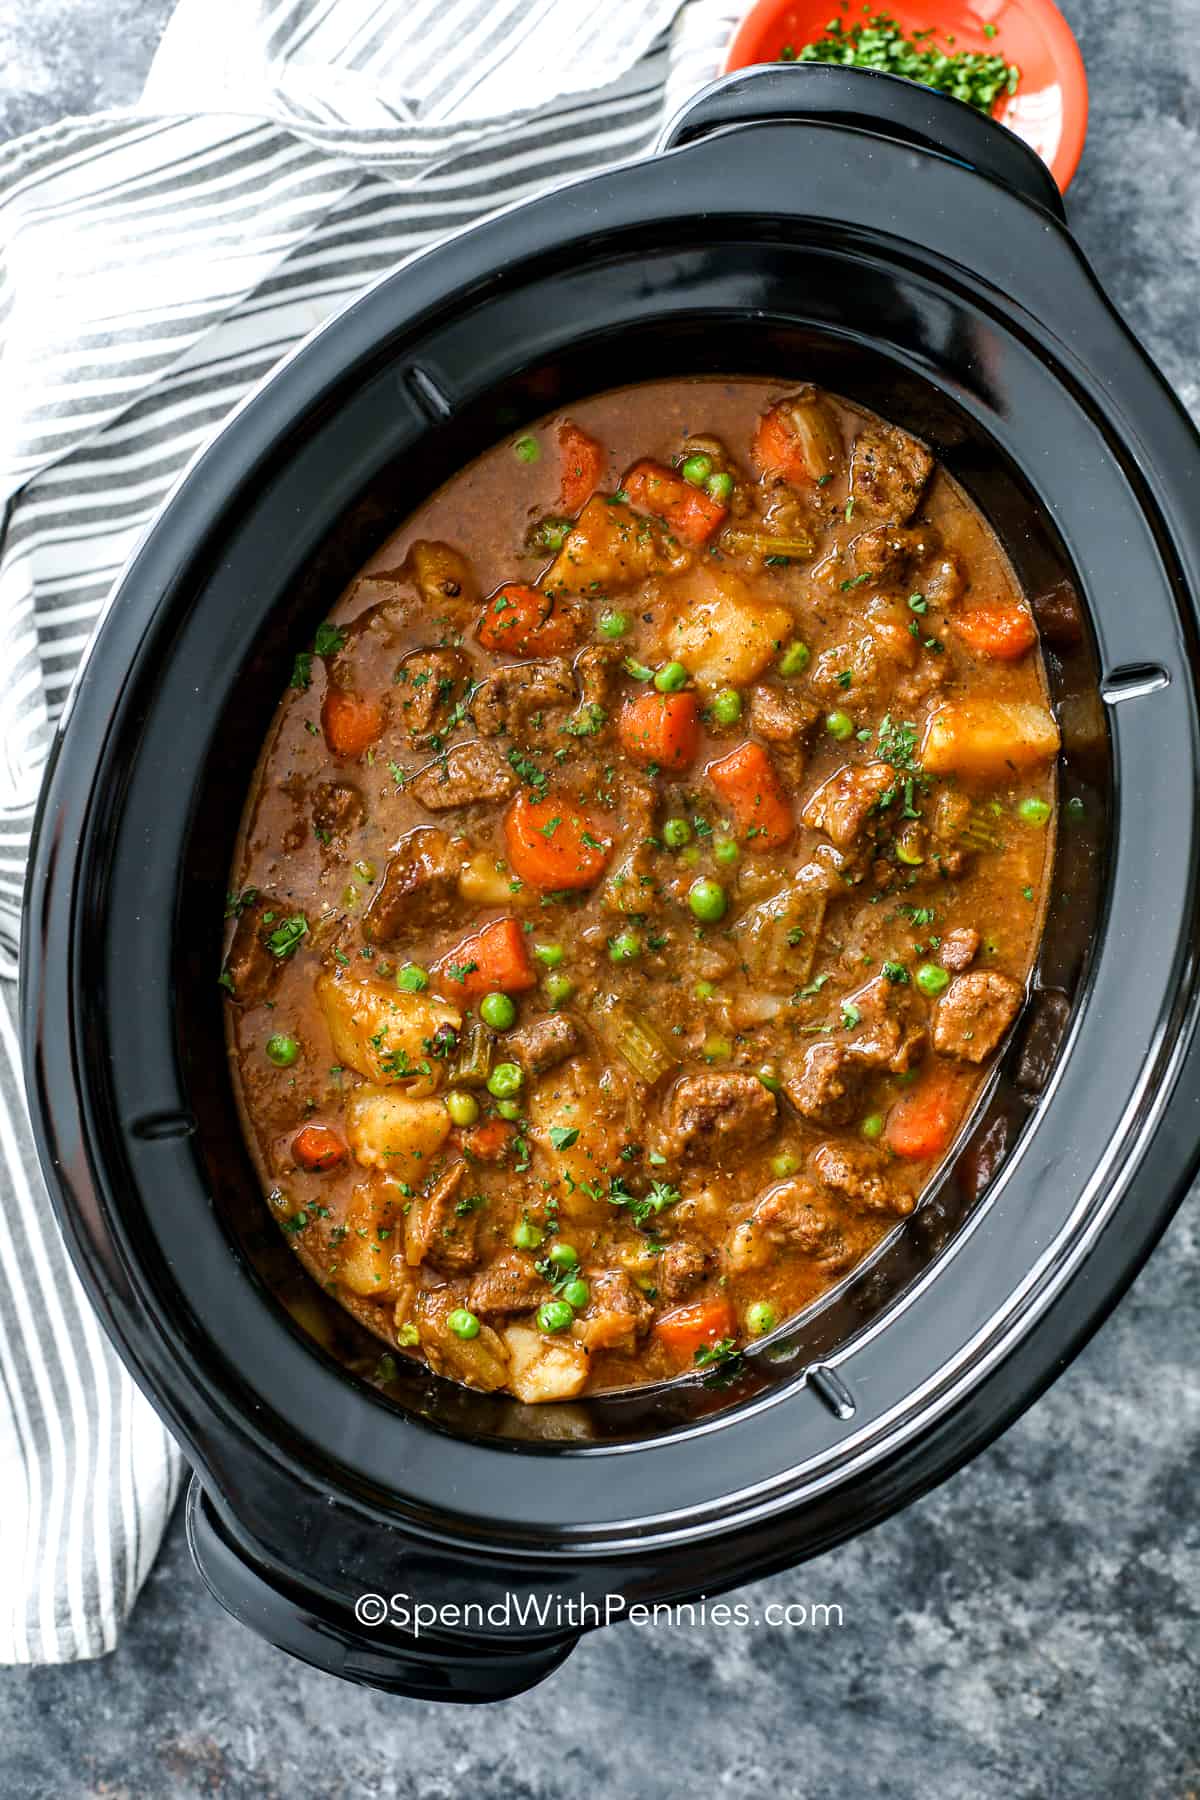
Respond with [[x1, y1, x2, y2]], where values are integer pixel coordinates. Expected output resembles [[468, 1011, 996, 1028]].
[[290, 651, 313, 690], [563, 703, 607, 738], [507, 747, 549, 796], [841, 1002, 862, 1030], [265, 915, 308, 959], [225, 887, 258, 918], [782, 13, 1019, 114], [694, 1338, 739, 1368], [882, 960, 910, 984], [313, 621, 346, 658], [549, 1127, 579, 1150]]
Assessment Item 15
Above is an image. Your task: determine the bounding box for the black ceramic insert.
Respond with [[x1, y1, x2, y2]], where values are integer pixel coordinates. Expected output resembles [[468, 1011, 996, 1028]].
[[21, 67, 1200, 1700]]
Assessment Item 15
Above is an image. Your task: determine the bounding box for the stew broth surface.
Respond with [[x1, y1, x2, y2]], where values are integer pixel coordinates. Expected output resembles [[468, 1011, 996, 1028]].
[[224, 378, 1057, 1403]]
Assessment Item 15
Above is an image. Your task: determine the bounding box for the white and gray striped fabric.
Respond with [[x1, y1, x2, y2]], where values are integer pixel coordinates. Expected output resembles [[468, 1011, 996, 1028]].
[[0, 0, 739, 1662]]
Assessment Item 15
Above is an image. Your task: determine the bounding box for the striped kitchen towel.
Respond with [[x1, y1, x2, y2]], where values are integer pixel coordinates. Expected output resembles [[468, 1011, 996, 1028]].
[[0, 0, 739, 1661]]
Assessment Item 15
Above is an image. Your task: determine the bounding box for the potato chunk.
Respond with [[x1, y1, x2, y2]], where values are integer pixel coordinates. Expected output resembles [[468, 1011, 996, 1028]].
[[526, 1059, 618, 1221], [661, 569, 793, 690], [344, 1085, 452, 1175], [336, 1179, 408, 1297], [316, 970, 459, 1094], [545, 497, 687, 592], [920, 700, 1060, 778], [502, 1321, 589, 1403], [416, 1287, 509, 1392]]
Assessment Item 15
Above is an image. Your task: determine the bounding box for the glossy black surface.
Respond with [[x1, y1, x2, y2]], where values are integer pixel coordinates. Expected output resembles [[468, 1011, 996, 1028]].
[[20, 68, 1200, 1698]]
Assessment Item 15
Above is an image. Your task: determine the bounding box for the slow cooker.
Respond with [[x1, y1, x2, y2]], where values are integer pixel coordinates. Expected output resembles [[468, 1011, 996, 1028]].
[[21, 64, 1200, 1701]]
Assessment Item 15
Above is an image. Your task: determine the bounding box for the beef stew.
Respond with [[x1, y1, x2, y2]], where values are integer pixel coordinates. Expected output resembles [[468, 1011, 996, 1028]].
[[223, 378, 1059, 1403]]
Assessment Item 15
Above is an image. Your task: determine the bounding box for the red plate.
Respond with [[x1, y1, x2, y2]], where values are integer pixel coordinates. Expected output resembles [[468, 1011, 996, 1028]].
[[722, 0, 1088, 191]]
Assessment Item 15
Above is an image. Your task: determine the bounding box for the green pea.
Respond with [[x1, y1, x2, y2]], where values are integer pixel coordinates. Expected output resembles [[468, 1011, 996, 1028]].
[[688, 876, 727, 924], [608, 930, 643, 964], [705, 470, 733, 504], [746, 1301, 778, 1336], [711, 687, 743, 726], [915, 962, 950, 998], [496, 1098, 522, 1120], [703, 1034, 733, 1062], [397, 963, 429, 992], [860, 1112, 885, 1142], [537, 1299, 574, 1334], [771, 1151, 801, 1179], [486, 1062, 524, 1099], [548, 1241, 579, 1270], [561, 1278, 590, 1310], [598, 609, 630, 640], [1017, 796, 1052, 827], [756, 1063, 782, 1094], [513, 1219, 542, 1250], [1065, 795, 1085, 821], [265, 1034, 299, 1068], [533, 942, 564, 967], [663, 817, 692, 849], [480, 991, 517, 1030], [543, 971, 575, 1008], [447, 1308, 480, 1340], [445, 1090, 480, 1127], [694, 980, 716, 1000], [714, 837, 740, 867], [513, 435, 540, 464], [680, 845, 702, 868], [825, 710, 854, 742], [778, 640, 811, 677], [342, 883, 360, 908], [353, 859, 376, 883], [654, 660, 689, 693], [681, 452, 714, 486]]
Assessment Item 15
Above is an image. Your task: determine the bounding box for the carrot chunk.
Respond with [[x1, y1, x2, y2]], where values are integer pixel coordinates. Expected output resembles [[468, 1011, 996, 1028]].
[[617, 692, 700, 771], [885, 1068, 961, 1160], [653, 1298, 736, 1362], [476, 583, 579, 656], [292, 1124, 347, 1172], [504, 792, 612, 892], [622, 461, 728, 546], [707, 740, 793, 849], [437, 916, 537, 999], [320, 687, 385, 759], [752, 393, 841, 486], [558, 420, 605, 514], [951, 603, 1038, 661], [462, 1119, 515, 1163]]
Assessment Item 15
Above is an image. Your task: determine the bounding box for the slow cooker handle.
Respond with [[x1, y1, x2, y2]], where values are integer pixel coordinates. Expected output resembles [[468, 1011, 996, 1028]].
[[656, 64, 1065, 221], [185, 1478, 579, 1703]]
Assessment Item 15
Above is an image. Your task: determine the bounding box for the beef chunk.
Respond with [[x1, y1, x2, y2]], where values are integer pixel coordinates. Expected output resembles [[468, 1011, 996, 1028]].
[[364, 827, 461, 943], [575, 641, 624, 714], [844, 974, 927, 1071], [507, 1014, 581, 1078], [668, 1073, 778, 1164], [728, 1178, 849, 1273], [601, 775, 658, 916], [472, 658, 574, 736], [783, 1040, 862, 1128], [573, 1269, 654, 1353], [848, 424, 933, 523], [933, 970, 1023, 1063], [784, 974, 925, 1126], [801, 761, 894, 849], [224, 896, 288, 1005], [850, 523, 934, 583], [657, 1235, 715, 1303], [394, 646, 467, 738], [468, 1251, 549, 1319], [811, 1140, 912, 1217], [312, 781, 363, 847], [939, 927, 981, 973], [410, 740, 516, 811], [748, 683, 819, 744], [403, 1162, 481, 1275], [919, 551, 965, 608]]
